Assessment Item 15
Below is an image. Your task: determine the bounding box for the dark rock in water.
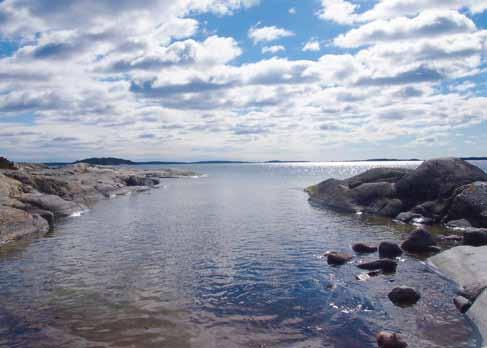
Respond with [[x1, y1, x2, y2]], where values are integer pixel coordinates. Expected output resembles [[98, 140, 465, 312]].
[[448, 182, 487, 228], [307, 157, 487, 229], [376, 331, 408, 348], [463, 229, 487, 246], [357, 259, 397, 273], [388, 286, 421, 306], [379, 242, 403, 258], [401, 228, 436, 253], [454, 296, 472, 313], [446, 219, 472, 229], [352, 243, 377, 254], [125, 175, 159, 187], [326, 252, 353, 265]]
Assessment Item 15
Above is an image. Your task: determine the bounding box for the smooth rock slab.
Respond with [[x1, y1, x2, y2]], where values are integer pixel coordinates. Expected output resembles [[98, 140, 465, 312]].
[[429, 246, 487, 346]]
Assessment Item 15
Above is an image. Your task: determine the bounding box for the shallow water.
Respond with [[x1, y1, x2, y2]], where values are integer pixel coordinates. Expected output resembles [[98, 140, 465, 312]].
[[0, 161, 486, 348]]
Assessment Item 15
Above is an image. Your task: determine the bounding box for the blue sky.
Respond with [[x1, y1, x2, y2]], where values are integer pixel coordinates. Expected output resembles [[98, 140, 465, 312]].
[[0, 0, 487, 162]]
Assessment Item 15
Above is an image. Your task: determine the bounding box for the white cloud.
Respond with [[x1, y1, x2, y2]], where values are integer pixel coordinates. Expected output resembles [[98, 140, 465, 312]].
[[303, 40, 320, 52], [318, 0, 359, 25], [289, 7, 296, 15], [262, 45, 285, 54], [335, 10, 477, 47], [248, 25, 294, 44]]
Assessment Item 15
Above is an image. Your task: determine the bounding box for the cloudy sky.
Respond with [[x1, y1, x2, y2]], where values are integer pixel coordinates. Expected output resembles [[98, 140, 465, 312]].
[[0, 0, 486, 162]]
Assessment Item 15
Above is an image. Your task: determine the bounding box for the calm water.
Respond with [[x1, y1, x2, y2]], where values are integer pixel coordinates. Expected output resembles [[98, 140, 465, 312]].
[[1, 161, 486, 348]]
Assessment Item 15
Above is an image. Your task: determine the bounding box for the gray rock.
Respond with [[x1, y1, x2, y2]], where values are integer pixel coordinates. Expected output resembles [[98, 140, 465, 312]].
[[379, 242, 403, 258], [459, 282, 487, 302], [446, 219, 472, 229], [376, 331, 408, 348], [453, 296, 472, 314], [307, 179, 356, 213], [20, 193, 86, 217], [401, 228, 436, 253], [0, 206, 49, 243], [352, 243, 377, 254], [429, 245, 487, 345], [388, 286, 421, 306], [326, 252, 353, 265], [357, 259, 397, 273], [395, 211, 422, 223]]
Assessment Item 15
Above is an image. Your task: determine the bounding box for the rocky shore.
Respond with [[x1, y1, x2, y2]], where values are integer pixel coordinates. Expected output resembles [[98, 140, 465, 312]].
[[0, 161, 197, 245], [307, 157, 487, 347]]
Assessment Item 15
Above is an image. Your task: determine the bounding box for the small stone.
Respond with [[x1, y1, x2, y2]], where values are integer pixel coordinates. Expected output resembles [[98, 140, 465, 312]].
[[401, 228, 436, 253], [357, 259, 397, 273], [379, 242, 403, 258], [446, 219, 472, 229], [326, 252, 353, 265], [453, 296, 472, 313], [352, 243, 378, 254], [388, 287, 421, 307], [376, 331, 408, 348]]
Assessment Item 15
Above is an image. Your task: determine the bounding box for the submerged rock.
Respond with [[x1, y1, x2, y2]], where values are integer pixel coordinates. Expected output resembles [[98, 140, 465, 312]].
[[376, 331, 408, 348], [388, 287, 421, 306], [379, 242, 403, 259], [352, 243, 377, 254], [357, 259, 397, 273], [326, 252, 353, 265], [401, 228, 436, 253]]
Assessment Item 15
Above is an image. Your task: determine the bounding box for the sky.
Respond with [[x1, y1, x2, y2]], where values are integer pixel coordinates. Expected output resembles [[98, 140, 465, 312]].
[[0, 0, 487, 162]]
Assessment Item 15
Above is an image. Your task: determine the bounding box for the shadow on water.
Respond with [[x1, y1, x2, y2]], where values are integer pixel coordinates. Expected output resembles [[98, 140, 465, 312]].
[[0, 161, 485, 347]]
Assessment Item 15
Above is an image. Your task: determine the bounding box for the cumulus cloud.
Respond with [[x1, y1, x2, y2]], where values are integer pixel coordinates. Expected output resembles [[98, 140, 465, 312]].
[[248, 25, 294, 44], [262, 45, 285, 54], [335, 10, 477, 47], [0, 0, 487, 161], [303, 40, 321, 52]]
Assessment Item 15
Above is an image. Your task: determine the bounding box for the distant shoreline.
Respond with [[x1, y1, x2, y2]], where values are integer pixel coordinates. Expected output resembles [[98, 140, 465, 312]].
[[40, 156, 487, 166]]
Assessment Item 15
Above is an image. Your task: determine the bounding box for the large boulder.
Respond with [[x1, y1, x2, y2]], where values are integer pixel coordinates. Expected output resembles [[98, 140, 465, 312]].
[[307, 168, 411, 216], [448, 182, 487, 227], [396, 158, 487, 206], [0, 157, 16, 170]]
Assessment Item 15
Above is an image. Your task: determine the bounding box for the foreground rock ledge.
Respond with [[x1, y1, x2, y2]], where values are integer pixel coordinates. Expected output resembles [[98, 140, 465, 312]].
[[429, 246, 487, 347], [0, 163, 197, 245], [306, 157, 487, 228]]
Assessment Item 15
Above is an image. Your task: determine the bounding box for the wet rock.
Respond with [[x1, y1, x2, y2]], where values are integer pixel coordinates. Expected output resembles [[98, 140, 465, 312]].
[[454, 296, 472, 313], [326, 252, 353, 265], [440, 234, 463, 242], [379, 242, 403, 258], [395, 211, 422, 223], [463, 229, 487, 246], [401, 228, 436, 253], [357, 259, 397, 273], [352, 243, 377, 254], [0, 206, 49, 242], [376, 331, 408, 348], [356, 270, 381, 281], [125, 175, 159, 187], [388, 286, 421, 306], [446, 219, 472, 229]]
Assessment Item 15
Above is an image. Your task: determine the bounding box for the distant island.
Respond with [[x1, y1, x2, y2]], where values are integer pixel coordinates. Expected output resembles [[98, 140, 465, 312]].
[[43, 156, 487, 166]]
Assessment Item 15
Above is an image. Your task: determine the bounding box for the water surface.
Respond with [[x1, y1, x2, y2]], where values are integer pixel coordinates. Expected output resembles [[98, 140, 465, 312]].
[[1, 161, 485, 348]]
